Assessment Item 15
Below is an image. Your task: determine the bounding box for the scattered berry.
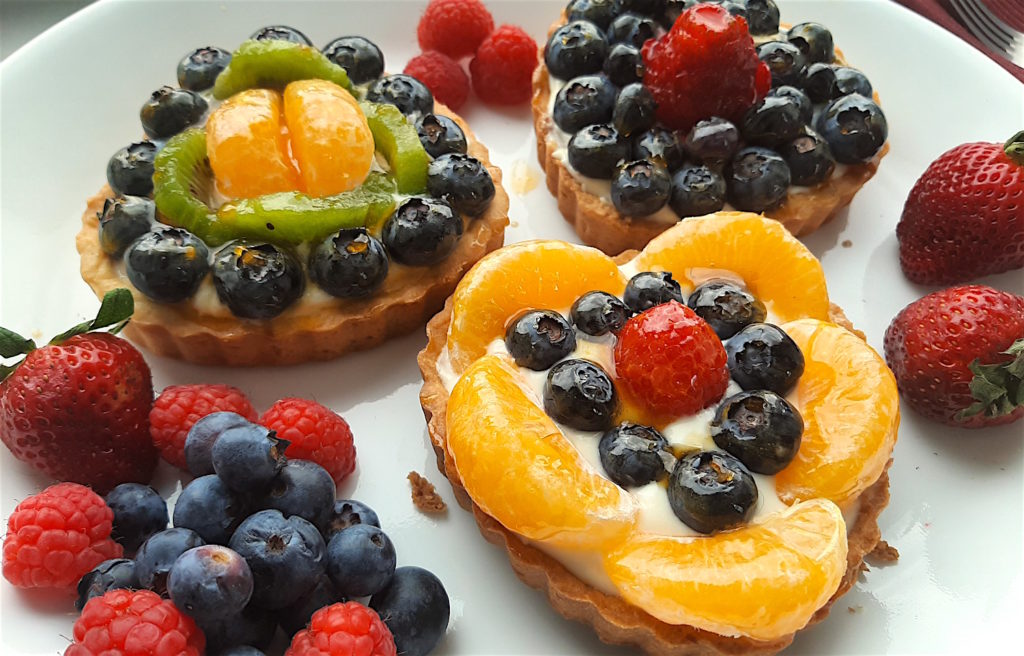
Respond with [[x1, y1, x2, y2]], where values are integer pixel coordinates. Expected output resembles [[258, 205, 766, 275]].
[[325, 500, 381, 541], [197, 606, 277, 654], [2, 483, 122, 590], [668, 450, 758, 534], [261, 398, 357, 483], [212, 423, 289, 492], [134, 527, 205, 596], [260, 459, 337, 530], [168, 545, 254, 620], [326, 524, 397, 598], [725, 322, 805, 395], [404, 51, 469, 111], [150, 384, 258, 470], [470, 25, 539, 105], [505, 310, 577, 371], [417, 0, 495, 59], [286, 601, 396, 656], [76, 558, 138, 611], [281, 576, 344, 636], [622, 270, 684, 313], [711, 390, 803, 474], [599, 423, 673, 487], [183, 410, 257, 477], [543, 359, 619, 431], [105, 483, 168, 554], [172, 474, 250, 545], [369, 567, 450, 656], [65, 589, 204, 656]]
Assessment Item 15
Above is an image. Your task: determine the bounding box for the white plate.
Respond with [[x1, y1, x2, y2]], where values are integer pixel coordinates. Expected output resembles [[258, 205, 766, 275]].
[[1, 1, 1022, 654]]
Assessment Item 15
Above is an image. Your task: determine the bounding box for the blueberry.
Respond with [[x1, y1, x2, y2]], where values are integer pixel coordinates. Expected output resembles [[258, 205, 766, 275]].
[[218, 648, 266, 656], [125, 227, 210, 303], [725, 322, 805, 394], [669, 164, 726, 218], [98, 196, 154, 257], [426, 153, 496, 217], [280, 575, 343, 636], [552, 74, 617, 134], [599, 423, 673, 487], [815, 94, 887, 163], [381, 197, 463, 265], [727, 147, 791, 212], [415, 114, 467, 159], [309, 228, 389, 299], [612, 159, 671, 216], [568, 124, 629, 179], [744, 0, 780, 35], [613, 83, 657, 137], [740, 95, 806, 148], [711, 390, 803, 474], [767, 86, 812, 124], [545, 21, 609, 80], [105, 483, 168, 554], [667, 450, 757, 533], [197, 606, 276, 654], [212, 423, 288, 492], [567, 0, 617, 30], [757, 41, 807, 88], [786, 22, 835, 64], [177, 46, 231, 92], [107, 141, 157, 197], [76, 559, 138, 611], [135, 528, 205, 595], [259, 459, 336, 530], [781, 127, 836, 186], [321, 36, 385, 84], [250, 25, 312, 45], [623, 271, 684, 313], [712, 0, 746, 18], [687, 280, 766, 339], [140, 86, 207, 139], [800, 62, 838, 103], [184, 412, 255, 477], [505, 310, 577, 371], [662, 0, 698, 28], [212, 241, 305, 319], [173, 474, 251, 545], [544, 359, 619, 432], [326, 524, 397, 597], [369, 566, 450, 656], [614, 0, 667, 16], [832, 66, 873, 98], [603, 43, 644, 86], [683, 117, 740, 168], [324, 500, 381, 542], [366, 74, 434, 116], [570, 291, 629, 336], [229, 510, 326, 609], [607, 13, 659, 48], [168, 545, 253, 619], [633, 127, 685, 171]]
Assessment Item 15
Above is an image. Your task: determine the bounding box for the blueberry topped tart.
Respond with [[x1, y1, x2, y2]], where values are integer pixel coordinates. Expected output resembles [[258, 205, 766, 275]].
[[77, 28, 509, 366], [532, 0, 889, 254]]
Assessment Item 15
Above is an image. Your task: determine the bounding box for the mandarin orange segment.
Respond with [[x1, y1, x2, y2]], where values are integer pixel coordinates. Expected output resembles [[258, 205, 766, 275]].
[[776, 319, 899, 507], [447, 241, 628, 372], [603, 498, 847, 641], [206, 88, 301, 199], [447, 354, 637, 550], [632, 212, 830, 323], [283, 79, 374, 196]]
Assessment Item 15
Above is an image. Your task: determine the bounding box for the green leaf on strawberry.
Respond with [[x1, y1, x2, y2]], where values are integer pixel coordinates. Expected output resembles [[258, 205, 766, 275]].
[[0, 327, 35, 359], [960, 339, 1024, 420]]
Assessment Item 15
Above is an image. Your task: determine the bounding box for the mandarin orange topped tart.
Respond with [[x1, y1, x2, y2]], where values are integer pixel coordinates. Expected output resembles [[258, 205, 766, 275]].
[[533, 1, 889, 255], [418, 211, 899, 654], [77, 32, 508, 366]]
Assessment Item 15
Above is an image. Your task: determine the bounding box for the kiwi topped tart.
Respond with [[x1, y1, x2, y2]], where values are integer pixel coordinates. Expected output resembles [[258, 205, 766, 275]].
[[77, 28, 509, 366]]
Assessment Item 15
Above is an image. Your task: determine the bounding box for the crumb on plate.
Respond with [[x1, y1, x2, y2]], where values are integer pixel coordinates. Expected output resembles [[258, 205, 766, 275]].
[[408, 471, 447, 514]]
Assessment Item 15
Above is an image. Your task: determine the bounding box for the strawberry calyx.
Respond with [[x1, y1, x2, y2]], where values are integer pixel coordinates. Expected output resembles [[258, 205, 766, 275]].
[[0, 288, 134, 382], [959, 338, 1024, 420], [1004, 130, 1024, 167]]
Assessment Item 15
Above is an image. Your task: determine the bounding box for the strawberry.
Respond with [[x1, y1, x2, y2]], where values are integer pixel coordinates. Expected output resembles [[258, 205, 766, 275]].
[[883, 285, 1024, 428], [897, 131, 1024, 284], [0, 289, 156, 492]]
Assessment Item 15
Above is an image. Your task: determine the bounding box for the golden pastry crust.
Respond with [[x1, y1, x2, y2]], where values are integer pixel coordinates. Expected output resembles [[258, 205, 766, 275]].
[[417, 273, 893, 655], [76, 105, 510, 367], [531, 20, 889, 255]]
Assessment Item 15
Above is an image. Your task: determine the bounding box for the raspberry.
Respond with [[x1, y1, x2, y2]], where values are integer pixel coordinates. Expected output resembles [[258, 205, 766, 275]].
[[470, 25, 539, 105], [260, 398, 356, 482], [2, 483, 122, 590], [417, 0, 494, 59], [404, 51, 470, 111], [642, 3, 769, 131], [65, 589, 204, 656], [285, 602, 396, 656], [149, 384, 258, 469], [614, 301, 729, 417]]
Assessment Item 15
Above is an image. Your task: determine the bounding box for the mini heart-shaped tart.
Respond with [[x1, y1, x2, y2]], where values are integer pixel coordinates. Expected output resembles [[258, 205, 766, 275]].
[[419, 211, 898, 654]]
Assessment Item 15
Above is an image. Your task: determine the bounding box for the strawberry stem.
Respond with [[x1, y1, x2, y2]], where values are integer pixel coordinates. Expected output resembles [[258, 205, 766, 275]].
[[1005, 130, 1024, 167], [959, 338, 1024, 420]]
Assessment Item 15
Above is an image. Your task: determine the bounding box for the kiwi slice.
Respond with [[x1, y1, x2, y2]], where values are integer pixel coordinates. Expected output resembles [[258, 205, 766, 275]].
[[152, 128, 234, 244], [213, 40, 353, 100], [361, 102, 430, 194]]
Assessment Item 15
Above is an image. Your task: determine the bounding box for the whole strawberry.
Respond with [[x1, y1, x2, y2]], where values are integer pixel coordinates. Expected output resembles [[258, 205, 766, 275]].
[[884, 285, 1024, 428], [897, 131, 1024, 284], [0, 289, 156, 492]]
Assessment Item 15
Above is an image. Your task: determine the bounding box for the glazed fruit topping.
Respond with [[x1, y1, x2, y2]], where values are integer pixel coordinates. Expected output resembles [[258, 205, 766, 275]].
[[251, 25, 313, 46], [744, 0, 781, 36], [125, 227, 210, 303], [568, 123, 630, 179], [98, 195, 154, 257], [505, 310, 578, 371], [613, 83, 658, 137], [599, 422, 673, 487], [786, 22, 835, 65], [781, 127, 836, 186], [545, 21, 609, 80], [816, 93, 888, 164], [178, 46, 232, 92], [667, 450, 758, 534], [687, 279, 766, 339], [212, 241, 306, 319], [571, 291, 630, 336], [684, 117, 740, 168], [726, 322, 805, 395], [322, 36, 386, 85], [669, 163, 727, 218], [833, 66, 873, 97], [366, 73, 434, 116], [612, 159, 672, 216], [740, 95, 806, 148], [711, 390, 803, 474], [427, 153, 496, 217], [756, 40, 806, 88], [604, 43, 645, 86], [140, 86, 208, 139], [107, 141, 157, 197], [608, 13, 660, 49], [622, 270, 684, 313], [634, 127, 686, 170], [544, 359, 620, 431], [727, 146, 791, 212], [309, 228, 390, 299], [553, 74, 617, 134], [382, 197, 463, 266], [569, 0, 618, 31], [213, 39, 352, 100], [416, 114, 468, 159]]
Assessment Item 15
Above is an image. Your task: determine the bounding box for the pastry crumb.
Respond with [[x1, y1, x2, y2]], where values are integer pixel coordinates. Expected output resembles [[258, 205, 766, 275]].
[[868, 539, 899, 563], [847, 605, 862, 614], [841, 239, 853, 248], [408, 471, 447, 514]]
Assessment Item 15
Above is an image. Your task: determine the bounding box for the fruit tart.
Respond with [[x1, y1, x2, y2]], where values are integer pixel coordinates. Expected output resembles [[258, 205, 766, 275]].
[[418, 212, 899, 654], [77, 30, 509, 366], [533, 0, 889, 254]]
